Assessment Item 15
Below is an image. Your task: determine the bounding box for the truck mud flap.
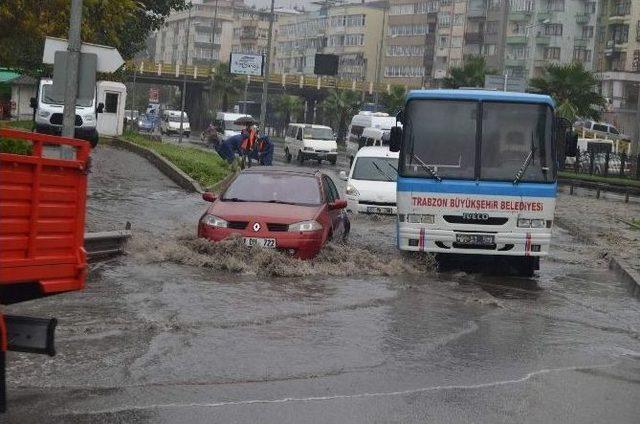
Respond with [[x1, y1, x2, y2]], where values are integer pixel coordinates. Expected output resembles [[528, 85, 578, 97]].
[[5, 315, 57, 356]]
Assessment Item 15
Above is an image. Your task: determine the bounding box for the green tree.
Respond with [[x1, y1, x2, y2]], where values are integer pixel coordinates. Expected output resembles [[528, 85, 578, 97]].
[[442, 56, 489, 89], [211, 62, 243, 112], [0, 0, 187, 74], [380, 85, 406, 115], [321, 89, 360, 143], [274, 95, 304, 132], [529, 62, 605, 121]]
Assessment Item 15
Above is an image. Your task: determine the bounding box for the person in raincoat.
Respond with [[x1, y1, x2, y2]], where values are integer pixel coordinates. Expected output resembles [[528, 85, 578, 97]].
[[216, 133, 246, 164], [254, 134, 274, 166]]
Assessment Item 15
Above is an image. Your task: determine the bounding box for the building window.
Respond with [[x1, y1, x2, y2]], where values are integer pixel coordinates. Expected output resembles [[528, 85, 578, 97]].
[[573, 48, 592, 62], [453, 14, 464, 26], [582, 26, 594, 39], [610, 24, 629, 44], [438, 36, 449, 48], [482, 44, 497, 56], [632, 50, 640, 72], [486, 21, 499, 35], [509, 0, 534, 13], [438, 13, 451, 28], [612, 1, 631, 17], [544, 47, 561, 60], [104, 92, 119, 114], [384, 66, 425, 78], [545, 24, 563, 36], [451, 36, 463, 48], [636, 21, 640, 42], [545, 0, 564, 12]]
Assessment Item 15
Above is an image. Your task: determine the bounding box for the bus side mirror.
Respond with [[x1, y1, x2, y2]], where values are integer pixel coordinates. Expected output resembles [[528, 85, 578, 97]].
[[389, 126, 402, 153], [30, 97, 37, 109], [565, 131, 578, 157], [97, 103, 104, 113]]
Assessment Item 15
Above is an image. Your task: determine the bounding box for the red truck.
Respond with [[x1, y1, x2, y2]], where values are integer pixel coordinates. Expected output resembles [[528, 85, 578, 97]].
[[0, 128, 90, 412]]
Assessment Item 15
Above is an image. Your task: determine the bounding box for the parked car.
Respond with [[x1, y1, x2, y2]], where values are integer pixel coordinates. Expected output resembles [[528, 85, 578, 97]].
[[160, 110, 190, 137], [575, 119, 630, 141], [137, 114, 155, 132], [198, 167, 349, 259], [284, 123, 338, 165], [340, 146, 399, 215]]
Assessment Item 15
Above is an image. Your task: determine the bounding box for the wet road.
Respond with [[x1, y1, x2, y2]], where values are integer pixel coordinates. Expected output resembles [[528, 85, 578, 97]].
[[3, 145, 640, 423]]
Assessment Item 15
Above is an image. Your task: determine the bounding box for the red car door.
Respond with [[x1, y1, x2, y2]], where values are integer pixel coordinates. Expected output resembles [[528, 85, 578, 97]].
[[322, 175, 343, 238]]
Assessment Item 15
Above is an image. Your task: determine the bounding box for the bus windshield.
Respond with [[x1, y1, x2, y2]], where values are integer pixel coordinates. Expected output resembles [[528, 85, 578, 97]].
[[401, 99, 555, 182]]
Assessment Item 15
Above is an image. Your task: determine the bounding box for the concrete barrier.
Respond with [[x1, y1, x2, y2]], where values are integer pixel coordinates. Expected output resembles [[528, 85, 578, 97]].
[[609, 257, 640, 300], [102, 137, 204, 193]]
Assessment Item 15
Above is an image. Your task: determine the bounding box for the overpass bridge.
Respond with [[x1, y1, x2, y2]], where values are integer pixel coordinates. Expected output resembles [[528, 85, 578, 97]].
[[124, 61, 411, 129]]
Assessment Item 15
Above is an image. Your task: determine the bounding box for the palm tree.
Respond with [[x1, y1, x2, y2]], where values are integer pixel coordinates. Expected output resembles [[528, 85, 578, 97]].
[[321, 89, 361, 143], [274, 95, 304, 134], [529, 62, 605, 121], [211, 62, 243, 112], [442, 56, 490, 89], [380, 85, 406, 115]]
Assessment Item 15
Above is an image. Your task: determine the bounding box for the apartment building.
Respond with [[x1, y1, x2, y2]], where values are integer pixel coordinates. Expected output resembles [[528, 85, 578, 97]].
[[596, 0, 640, 151], [462, 0, 509, 73], [231, 9, 271, 57], [273, 3, 385, 81], [504, 0, 598, 79], [154, 0, 243, 67]]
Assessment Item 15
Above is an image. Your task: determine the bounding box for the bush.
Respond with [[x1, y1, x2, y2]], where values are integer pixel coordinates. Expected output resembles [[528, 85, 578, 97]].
[[121, 131, 230, 188], [0, 137, 33, 155]]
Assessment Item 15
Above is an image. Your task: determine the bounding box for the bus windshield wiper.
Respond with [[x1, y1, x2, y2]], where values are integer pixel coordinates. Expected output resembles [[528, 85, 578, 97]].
[[386, 161, 398, 174], [371, 161, 393, 181], [412, 154, 442, 182], [513, 149, 535, 184]]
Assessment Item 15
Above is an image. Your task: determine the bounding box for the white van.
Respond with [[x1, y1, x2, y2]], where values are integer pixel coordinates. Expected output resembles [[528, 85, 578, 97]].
[[215, 112, 252, 141], [160, 110, 190, 136], [346, 112, 397, 164], [284, 123, 338, 165], [339, 146, 399, 215]]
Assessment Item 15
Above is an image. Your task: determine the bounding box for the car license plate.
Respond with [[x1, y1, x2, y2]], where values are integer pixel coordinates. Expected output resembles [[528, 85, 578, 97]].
[[367, 206, 392, 214], [455, 234, 495, 246], [244, 237, 276, 248]]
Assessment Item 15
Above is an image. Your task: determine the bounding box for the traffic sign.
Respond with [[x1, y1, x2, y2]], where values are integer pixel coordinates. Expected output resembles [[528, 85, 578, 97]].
[[43, 36, 124, 73]]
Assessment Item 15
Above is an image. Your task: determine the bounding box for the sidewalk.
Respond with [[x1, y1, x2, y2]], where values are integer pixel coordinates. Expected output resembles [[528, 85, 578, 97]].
[[555, 191, 640, 274]]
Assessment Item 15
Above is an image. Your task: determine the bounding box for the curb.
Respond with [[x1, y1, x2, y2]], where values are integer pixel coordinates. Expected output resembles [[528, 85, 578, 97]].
[[555, 218, 640, 300], [609, 257, 640, 300], [102, 137, 204, 193]]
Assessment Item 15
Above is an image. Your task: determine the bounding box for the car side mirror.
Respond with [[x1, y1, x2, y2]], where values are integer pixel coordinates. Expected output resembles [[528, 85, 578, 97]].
[[97, 103, 104, 113], [339, 170, 348, 181], [565, 130, 578, 157], [30, 97, 37, 109], [329, 199, 347, 210], [389, 126, 402, 153], [202, 192, 217, 202]]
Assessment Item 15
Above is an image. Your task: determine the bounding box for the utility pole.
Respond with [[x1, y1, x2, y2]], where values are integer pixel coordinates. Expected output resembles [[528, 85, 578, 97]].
[[62, 0, 83, 138], [373, 3, 387, 108], [179, 5, 192, 144], [131, 65, 137, 123], [635, 82, 640, 155], [209, 0, 220, 115], [259, 0, 276, 132]]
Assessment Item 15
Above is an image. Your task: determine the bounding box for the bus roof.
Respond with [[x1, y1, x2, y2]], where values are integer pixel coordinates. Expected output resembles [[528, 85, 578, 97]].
[[406, 89, 555, 108]]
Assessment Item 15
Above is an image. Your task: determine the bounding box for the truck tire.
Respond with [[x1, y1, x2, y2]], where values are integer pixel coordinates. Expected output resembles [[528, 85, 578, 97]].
[[297, 150, 304, 164]]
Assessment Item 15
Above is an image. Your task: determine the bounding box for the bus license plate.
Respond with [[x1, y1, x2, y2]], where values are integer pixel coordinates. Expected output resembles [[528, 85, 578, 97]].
[[455, 234, 495, 246], [367, 206, 392, 214], [244, 238, 276, 248]]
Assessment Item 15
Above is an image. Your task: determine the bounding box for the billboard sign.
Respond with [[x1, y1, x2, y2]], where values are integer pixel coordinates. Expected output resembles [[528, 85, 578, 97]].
[[485, 74, 527, 92], [229, 53, 264, 76]]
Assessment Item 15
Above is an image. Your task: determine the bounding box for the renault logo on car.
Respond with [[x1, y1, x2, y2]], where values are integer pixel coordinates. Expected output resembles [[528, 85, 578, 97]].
[[462, 212, 489, 221], [252, 223, 261, 232]]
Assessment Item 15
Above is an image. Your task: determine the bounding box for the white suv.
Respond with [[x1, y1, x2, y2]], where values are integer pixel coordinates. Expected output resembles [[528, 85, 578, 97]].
[[284, 124, 338, 165]]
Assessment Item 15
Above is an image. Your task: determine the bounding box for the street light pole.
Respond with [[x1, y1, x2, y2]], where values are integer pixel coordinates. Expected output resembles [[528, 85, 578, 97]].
[[209, 0, 219, 115], [259, 0, 276, 133], [373, 4, 387, 108], [62, 0, 83, 138], [179, 5, 192, 144]]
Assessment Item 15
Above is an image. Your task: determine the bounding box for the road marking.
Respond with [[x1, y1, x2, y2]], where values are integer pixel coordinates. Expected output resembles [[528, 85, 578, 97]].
[[58, 362, 617, 415]]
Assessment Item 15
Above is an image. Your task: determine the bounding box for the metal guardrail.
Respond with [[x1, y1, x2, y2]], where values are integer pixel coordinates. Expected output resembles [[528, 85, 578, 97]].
[[84, 229, 132, 261], [126, 61, 415, 93]]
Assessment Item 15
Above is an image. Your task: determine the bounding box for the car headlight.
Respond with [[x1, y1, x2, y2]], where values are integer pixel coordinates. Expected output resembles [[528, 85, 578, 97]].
[[345, 184, 359, 196], [288, 220, 322, 232], [201, 214, 228, 228], [38, 110, 50, 118], [407, 214, 434, 224], [83, 114, 94, 121]]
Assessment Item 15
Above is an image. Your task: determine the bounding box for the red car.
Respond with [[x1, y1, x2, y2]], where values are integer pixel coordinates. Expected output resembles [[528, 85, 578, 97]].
[[198, 167, 350, 259]]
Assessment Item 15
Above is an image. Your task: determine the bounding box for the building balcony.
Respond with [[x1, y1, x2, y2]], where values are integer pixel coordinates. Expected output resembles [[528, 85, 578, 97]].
[[536, 11, 552, 22], [506, 35, 527, 44], [574, 38, 588, 48], [535, 35, 551, 45], [608, 14, 629, 24], [508, 11, 532, 22], [464, 32, 484, 44], [534, 59, 548, 68], [505, 57, 526, 67], [575, 12, 590, 25], [467, 7, 486, 19]]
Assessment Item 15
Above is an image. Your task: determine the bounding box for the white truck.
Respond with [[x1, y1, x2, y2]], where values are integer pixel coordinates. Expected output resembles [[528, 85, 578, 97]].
[[32, 78, 103, 147]]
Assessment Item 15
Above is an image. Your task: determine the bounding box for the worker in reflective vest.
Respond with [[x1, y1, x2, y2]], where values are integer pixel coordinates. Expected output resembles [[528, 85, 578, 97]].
[[240, 125, 257, 168], [254, 135, 274, 166]]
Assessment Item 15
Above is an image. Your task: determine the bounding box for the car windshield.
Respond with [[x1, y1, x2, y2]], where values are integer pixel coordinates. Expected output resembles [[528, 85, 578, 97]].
[[352, 157, 398, 182], [304, 127, 334, 140], [42, 84, 93, 107], [225, 121, 244, 131], [168, 115, 188, 123], [401, 99, 555, 182], [222, 173, 321, 205]]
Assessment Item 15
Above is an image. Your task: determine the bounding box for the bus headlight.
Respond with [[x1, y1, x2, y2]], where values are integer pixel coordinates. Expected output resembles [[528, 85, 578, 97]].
[[407, 214, 434, 224], [530, 219, 545, 228], [517, 218, 530, 228], [518, 218, 545, 228]]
